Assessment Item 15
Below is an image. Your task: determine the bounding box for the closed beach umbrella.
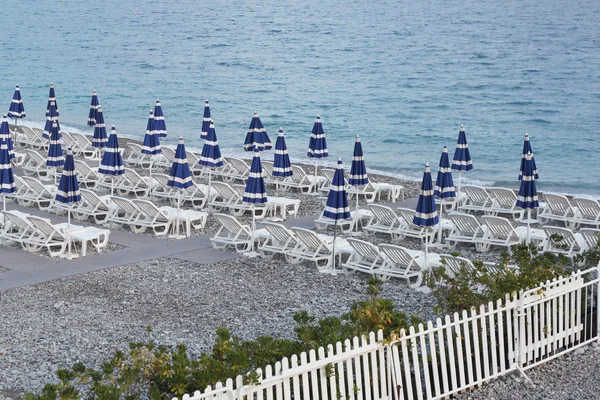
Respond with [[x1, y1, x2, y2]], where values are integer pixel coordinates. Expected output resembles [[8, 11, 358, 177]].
[[91, 105, 108, 157], [516, 152, 539, 245], [45, 83, 58, 117], [348, 134, 369, 231], [0, 115, 16, 160], [7, 85, 26, 125], [242, 149, 268, 256], [154, 99, 167, 139], [324, 157, 351, 273], [243, 111, 272, 152], [46, 120, 64, 183], [434, 146, 456, 242], [451, 124, 473, 202], [98, 125, 125, 195], [167, 137, 193, 238], [273, 128, 293, 177], [519, 133, 539, 181], [199, 119, 224, 203], [0, 139, 16, 211], [200, 99, 211, 138], [307, 115, 328, 191], [142, 110, 161, 179], [55, 148, 82, 259], [88, 90, 99, 127], [43, 101, 60, 140], [414, 163, 439, 270]]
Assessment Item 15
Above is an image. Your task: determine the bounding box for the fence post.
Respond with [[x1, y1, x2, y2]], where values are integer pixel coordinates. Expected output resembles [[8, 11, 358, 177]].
[[596, 261, 600, 344], [513, 290, 532, 383]]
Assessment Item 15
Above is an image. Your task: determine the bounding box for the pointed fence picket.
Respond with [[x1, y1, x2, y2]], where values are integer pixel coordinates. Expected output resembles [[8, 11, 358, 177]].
[[175, 264, 600, 400]]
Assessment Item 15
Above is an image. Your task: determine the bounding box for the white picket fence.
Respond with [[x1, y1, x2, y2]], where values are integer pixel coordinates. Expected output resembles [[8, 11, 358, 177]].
[[175, 264, 600, 400]]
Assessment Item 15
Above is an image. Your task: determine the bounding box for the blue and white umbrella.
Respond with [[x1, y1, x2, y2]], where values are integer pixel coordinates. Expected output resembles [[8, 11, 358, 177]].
[[200, 99, 211, 138], [167, 137, 193, 238], [46, 120, 64, 184], [91, 105, 108, 156], [142, 110, 161, 155], [273, 128, 293, 177], [434, 146, 456, 200], [55, 148, 81, 259], [243, 149, 268, 255], [154, 99, 167, 139], [243, 111, 272, 152], [451, 124, 473, 201], [519, 133, 539, 181], [0, 115, 16, 160], [307, 115, 328, 190], [323, 157, 351, 273], [348, 134, 369, 231], [0, 139, 16, 211], [414, 163, 439, 269], [98, 125, 125, 195], [45, 83, 58, 117], [199, 119, 224, 202], [7, 85, 26, 125], [516, 152, 539, 244], [43, 100, 60, 140], [88, 90, 99, 127]]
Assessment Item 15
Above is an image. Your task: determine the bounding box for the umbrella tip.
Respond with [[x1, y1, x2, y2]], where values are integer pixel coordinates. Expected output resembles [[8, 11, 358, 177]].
[[425, 162, 430, 167], [338, 156, 342, 161], [205, 98, 209, 102], [460, 124, 464, 129]]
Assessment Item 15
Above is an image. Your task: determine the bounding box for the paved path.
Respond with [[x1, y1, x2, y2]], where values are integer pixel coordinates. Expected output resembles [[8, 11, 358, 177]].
[[0, 195, 417, 290]]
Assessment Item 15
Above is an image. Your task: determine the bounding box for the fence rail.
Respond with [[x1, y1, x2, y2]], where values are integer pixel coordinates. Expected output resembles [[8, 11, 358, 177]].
[[175, 264, 600, 400]]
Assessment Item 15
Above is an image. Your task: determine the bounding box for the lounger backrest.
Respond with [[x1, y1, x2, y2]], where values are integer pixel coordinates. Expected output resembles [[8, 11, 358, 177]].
[[347, 238, 381, 263], [488, 188, 517, 209], [228, 158, 250, 175], [261, 161, 274, 176], [481, 216, 518, 241], [110, 196, 140, 215], [212, 182, 241, 201], [321, 169, 335, 184], [186, 151, 200, 166], [379, 244, 420, 269], [14, 175, 27, 193], [24, 149, 45, 165], [152, 173, 171, 189], [262, 222, 295, 244], [572, 198, 600, 220], [21, 176, 51, 196], [133, 199, 168, 222], [127, 143, 144, 157], [27, 216, 64, 240], [448, 213, 482, 236], [291, 227, 328, 251], [463, 186, 493, 207], [439, 254, 475, 276], [544, 194, 573, 216], [397, 208, 417, 228], [580, 228, 600, 249], [161, 147, 176, 162], [3, 211, 33, 232], [61, 132, 77, 148], [123, 168, 145, 184], [81, 189, 103, 206], [290, 165, 308, 184], [71, 133, 92, 147], [213, 213, 248, 236], [368, 204, 401, 227], [75, 160, 93, 175], [543, 226, 580, 252]]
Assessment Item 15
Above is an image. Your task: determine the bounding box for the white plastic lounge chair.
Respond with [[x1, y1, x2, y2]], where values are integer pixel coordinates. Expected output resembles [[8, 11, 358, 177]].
[[287, 227, 349, 272], [108, 196, 142, 228], [258, 222, 298, 258], [114, 168, 154, 197], [185, 151, 205, 178], [458, 185, 494, 213], [61, 132, 78, 151], [580, 228, 600, 250], [154, 147, 175, 169], [0, 210, 36, 245], [15, 126, 46, 150], [538, 193, 577, 226], [395, 207, 438, 242], [542, 226, 586, 258], [363, 204, 403, 237], [319, 168, 351, 195], [20, 176, 56, 210], [11, 176, 30, 201], [21, 149, 50, 179], [70, 189, 116, 225], [314, 209, 373, 233], [446, 212, 487, 251], [342, 238, 386, 275], [218, 157, 249, 183], [487, 187, 525, 220], [151, 173, 208, 209], [69, 133, 97, 159], [481, 215, 545, 253], [281, 165, 327, 194], [437, 254, 508, 278], [261, 161, 278, 185], [74, 160, 100, 188], [377, 244, 436, 288], [125, 143, 152, 169], [133, 199, 207, 237], [210, 213, 267, 252], [571, 198, 600, 229]]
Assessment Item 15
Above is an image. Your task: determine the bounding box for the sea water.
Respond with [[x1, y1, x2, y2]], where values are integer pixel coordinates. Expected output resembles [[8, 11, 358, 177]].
[[1, 0, 599, 194]]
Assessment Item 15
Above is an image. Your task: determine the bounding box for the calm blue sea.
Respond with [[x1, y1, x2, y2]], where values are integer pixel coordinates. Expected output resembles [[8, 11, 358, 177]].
[[2, 0, 599, 194]]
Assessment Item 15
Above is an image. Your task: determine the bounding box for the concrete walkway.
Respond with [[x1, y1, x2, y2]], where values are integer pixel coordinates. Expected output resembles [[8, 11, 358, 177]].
[[0, 197, 418, 291]]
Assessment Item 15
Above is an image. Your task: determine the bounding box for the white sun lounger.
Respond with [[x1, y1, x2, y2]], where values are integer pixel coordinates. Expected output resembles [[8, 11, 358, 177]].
[[487, 187, 525, 220], [281, 165, 327, 194], [342, 238, 386, 275], [539, 193, 577, 226], [108, 196, 142, 228], [210, 213, 267, 252], [458, 185, 494, 213], [151, 173, 208, 209], [15, 126, 46, 150], [125, 143, 152, 169], [446, 212, 487, 251], [377, 244, 437, 288], [69, 133, 97, 159], [570, 198, 600, 229], [132, 199, 207, 237], [580, 228, 600, 250], [314, 209, 373, 233], [481, 215, 545, 253], [287, 227, 349, 272], [69, 189, 116, 225], [542, 226, 586, 258], [19, 176, 56, 210], [0, 210, 36, 245], [114, 168, 155, 197], [21, 149, 50, 179], [395, 207, 438, 242], [216, 157, 249, 183], [258, 222, 298, 258], [363, 204, 403, 237], [74, 160, 100, 188]]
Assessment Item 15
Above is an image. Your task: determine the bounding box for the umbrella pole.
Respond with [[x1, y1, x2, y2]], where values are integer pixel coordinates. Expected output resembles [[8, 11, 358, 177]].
[[2, 194, 5, 211], [527, 209, 531, 245], [67, 204, 73, 259], [332, 219, 337, 275], [425, 227, 429, 274], [111, 176, 114, 196], [176, 190, 182, 237], [207, 168, 212, 210], [438, 200, 443, 244], [314, 160, 318, 194], [251, 205, 256, 254], [458, 171, 462, 204]]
